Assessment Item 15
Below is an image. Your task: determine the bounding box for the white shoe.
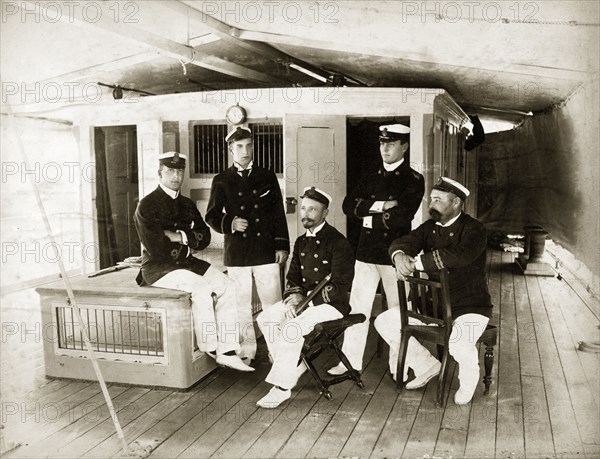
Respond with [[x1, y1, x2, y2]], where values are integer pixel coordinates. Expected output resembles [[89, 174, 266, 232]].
[[327, 362, 352, 376], [454, 385, 478, 405], [256, 386, 291, 408], [405, 361, 441, 390], [205, 350, 217, 360], [216, 354, 255, 372]]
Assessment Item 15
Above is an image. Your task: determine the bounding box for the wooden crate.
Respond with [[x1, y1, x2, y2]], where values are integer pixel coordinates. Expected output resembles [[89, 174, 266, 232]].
[[36, 268, 217, 389]]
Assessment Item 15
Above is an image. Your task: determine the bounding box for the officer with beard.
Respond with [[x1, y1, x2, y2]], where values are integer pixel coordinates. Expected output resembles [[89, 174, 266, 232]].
[[375, 177, 493, 406]]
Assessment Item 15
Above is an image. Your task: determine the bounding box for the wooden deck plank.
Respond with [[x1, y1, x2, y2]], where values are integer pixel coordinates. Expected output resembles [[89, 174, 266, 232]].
[[494, 253, 525, 459], [538, 276, 600, 456], [305, 337, 386, 458], [147, 370, 250, 458], [464, 251, 501, 458], [433, 363, 471, 459], [83, 390, 198, 458], [4, 381, 99, 451], [464, 249, 502, 458], [526, 275, 586, 458], [9, 386, 146, 458], [240, 355, 339, 459], [176, 364, 268, 458], [114, 371, 223, 458], [338, 370, 397, 458], [512, 271, 555, 458], [277, 340, 380, 459], [210, 354, 328, 459], [400, 362, 456, 458], [57, 389, 171, 458]]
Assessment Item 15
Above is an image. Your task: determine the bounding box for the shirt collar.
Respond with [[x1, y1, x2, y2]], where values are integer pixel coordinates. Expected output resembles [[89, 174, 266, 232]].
[[306, 220, 326, 237], [436, 212, 461, 227], [383, 158, 404, 172], [235, 160, 253, 172], [159, 183, 179, 199]]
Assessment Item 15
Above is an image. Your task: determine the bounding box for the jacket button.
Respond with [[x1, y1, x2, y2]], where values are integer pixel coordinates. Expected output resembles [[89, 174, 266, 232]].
[[243, 233, 247, 238], [371, 195, 375, 198], [314, 267, 319, 272], [255, 218, 260, 222], [388, 196, 393, 199], [254, 204, 259, 209], [238, 192, 243, 196], [316, 240, 320, 244], [395, 171, 400, 175], [253, 189, 257, 194], [240, 205, 245, 210], [257, 233, 261, 237], [303, 278, 306, 282], [366, 230, 371, 235], [301, 265, 305, 269], [314, 254, 319, 258], [384, 232, 388, 237], [301, 252, 305, 257]]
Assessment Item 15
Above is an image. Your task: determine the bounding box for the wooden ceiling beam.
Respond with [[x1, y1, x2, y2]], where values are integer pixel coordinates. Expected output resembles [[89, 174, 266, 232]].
[[166, 1, 334, 83], [20, 1, 286, 85]]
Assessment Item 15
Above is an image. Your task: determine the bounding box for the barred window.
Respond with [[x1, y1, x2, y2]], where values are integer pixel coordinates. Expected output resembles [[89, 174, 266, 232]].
[[192, 121, 283, 175]]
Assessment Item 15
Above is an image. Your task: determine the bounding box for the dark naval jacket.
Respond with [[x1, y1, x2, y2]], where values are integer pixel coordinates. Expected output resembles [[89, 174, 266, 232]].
[[284, 222, 355, 316], [388, 212, 493, 318], [343, 160, 424, 265], [134, 186, 212, 286], [206, 166, 290, 267]]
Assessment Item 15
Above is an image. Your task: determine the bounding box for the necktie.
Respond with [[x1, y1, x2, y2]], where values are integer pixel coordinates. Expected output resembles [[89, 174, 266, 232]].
[[241, 169, 250, 178]]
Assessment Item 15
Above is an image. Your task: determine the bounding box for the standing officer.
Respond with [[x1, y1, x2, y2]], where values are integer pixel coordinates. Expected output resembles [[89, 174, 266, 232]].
[[328, 123, 424, 376], [134, 151, 253, 372], [206, 126, 290, 363], [256, 187, 355, 408]]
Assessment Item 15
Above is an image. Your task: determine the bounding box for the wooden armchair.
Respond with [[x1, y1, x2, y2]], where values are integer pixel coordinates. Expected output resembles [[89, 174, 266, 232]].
[[396, 270, 497, 406]]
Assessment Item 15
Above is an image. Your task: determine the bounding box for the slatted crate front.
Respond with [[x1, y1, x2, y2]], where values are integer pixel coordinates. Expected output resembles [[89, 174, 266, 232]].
[[36, 269, 217, 389]]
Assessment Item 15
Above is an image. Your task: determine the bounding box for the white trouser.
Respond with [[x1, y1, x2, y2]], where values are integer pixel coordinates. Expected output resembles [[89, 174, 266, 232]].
[[152, 267, 240, 355], [341, 261, 400, 370], [257, 301, 342, 390], [375, 309, 489, 390], [227, 263, 282, 359]]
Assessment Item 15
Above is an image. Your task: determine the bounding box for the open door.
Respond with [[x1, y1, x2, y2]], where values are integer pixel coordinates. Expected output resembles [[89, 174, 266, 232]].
[[94, 125, 140, 268], [284, 115, 347, 242]]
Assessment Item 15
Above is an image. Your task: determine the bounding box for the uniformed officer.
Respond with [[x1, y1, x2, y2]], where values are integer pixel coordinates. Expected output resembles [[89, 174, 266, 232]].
[[376, 177, 493, 405], [255, 187, 355, 408], [328, 123, 425, 376], [206, 127, 290, 363], [134, 151, 254, 372]]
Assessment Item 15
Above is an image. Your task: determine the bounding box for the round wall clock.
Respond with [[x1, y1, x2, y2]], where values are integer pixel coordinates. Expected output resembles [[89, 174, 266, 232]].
[[226, 104, 247, 125]]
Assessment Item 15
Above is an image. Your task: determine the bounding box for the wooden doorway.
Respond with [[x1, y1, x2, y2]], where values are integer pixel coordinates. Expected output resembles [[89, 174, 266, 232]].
[[94, 125, 140, 268]]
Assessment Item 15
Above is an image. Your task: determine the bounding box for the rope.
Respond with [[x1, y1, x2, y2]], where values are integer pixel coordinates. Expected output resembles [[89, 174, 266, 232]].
[[4, 108, 132, 456]]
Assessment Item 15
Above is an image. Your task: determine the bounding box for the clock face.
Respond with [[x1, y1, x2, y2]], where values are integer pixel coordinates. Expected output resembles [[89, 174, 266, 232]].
[[226, 105, 247, 125]]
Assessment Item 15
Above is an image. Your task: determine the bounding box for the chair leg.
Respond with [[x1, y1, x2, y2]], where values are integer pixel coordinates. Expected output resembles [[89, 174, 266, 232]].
[[436, 350, 450, 407], [483, 345, 494, 395], [331, 339, 364, 388], [396, 333, 409, 391], [301, 355, 331, 399]]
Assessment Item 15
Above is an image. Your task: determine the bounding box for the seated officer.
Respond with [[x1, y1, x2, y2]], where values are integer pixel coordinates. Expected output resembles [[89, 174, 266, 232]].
[[375, 177, 493, 405], [134, 151, 253, 372], [255, 187, 355, 408]]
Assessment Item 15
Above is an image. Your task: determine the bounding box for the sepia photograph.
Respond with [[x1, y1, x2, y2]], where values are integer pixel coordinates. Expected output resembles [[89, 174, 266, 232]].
[[1, 1, 599, 458]]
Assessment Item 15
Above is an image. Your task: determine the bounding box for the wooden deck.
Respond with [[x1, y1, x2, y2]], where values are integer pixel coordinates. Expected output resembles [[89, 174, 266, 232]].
[[1, 251, 599, 458]]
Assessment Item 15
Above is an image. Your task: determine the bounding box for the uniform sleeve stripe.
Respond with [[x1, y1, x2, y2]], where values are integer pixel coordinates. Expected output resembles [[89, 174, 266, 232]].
[[433, 250, 444, 270]]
